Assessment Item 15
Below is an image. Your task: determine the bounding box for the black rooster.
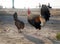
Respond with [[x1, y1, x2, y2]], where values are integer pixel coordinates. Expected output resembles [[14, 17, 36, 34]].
[[13, 12, 25, 33]]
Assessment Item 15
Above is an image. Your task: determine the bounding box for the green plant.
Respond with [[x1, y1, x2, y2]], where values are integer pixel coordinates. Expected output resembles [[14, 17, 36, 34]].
[[56, 32, 60, 40]]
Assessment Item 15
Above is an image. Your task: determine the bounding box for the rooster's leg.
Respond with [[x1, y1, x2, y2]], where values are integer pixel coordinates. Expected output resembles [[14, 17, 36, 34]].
[[18, 29, 22, 33]]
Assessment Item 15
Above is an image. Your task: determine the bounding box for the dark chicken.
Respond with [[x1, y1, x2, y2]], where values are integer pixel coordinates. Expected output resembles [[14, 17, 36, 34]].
[[13, 12, 25, 33]]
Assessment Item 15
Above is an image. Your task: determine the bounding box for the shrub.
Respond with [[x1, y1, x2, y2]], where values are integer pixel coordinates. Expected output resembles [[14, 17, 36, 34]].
[[56, 32, 60, 40]]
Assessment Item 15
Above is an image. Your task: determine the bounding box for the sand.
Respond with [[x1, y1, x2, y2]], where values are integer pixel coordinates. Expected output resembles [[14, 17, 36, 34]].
[[0, 15, 60, 44]]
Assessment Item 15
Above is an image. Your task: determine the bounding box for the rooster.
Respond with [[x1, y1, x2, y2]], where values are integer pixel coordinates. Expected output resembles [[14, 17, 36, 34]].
[[13, 12, 25, 33], [27, 5, 50, 30]]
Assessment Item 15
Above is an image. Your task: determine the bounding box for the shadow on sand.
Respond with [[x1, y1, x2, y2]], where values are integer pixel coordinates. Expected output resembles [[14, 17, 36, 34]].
[[22, 33, 44, 44]]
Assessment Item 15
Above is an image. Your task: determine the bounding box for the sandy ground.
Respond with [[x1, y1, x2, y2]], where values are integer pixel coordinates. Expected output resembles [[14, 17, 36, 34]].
[[0, 15, 60, 44]]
